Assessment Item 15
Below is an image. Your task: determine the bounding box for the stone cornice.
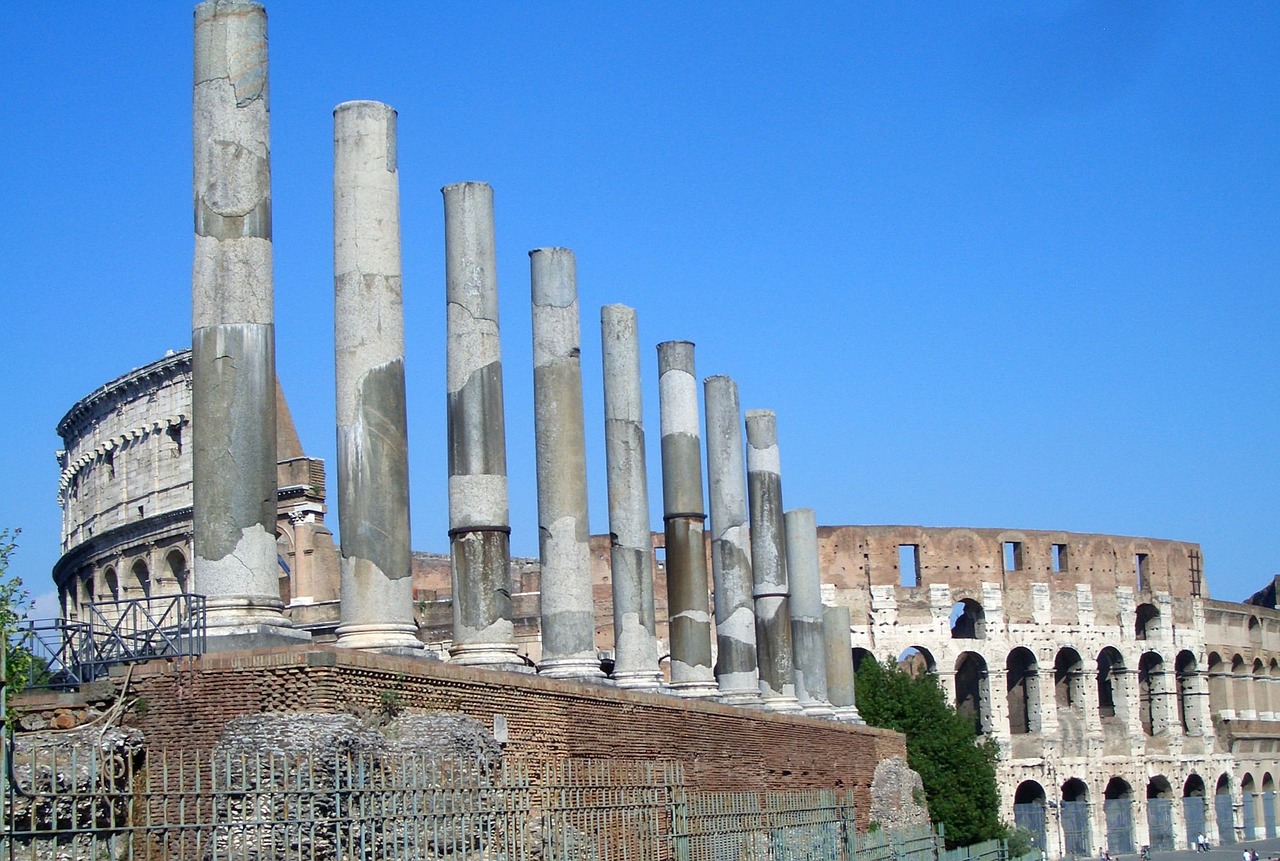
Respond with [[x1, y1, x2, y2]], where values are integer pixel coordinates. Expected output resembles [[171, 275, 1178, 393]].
[[56, 349, 192, 442]]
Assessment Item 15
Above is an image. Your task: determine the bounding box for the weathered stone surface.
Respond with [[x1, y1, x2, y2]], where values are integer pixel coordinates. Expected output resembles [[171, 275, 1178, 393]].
[[870, 755, 930, 831]]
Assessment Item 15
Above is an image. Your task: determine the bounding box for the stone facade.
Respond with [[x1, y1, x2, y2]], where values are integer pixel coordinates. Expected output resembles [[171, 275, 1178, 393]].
[[53, 350, 340, 634]]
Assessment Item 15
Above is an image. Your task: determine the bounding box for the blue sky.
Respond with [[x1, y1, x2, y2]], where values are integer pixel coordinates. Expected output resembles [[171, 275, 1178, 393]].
[[2, 2, 1276, 611]]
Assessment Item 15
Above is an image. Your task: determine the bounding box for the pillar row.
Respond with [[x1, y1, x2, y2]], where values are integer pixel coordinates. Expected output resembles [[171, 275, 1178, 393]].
[[784, 508, 833, 718]]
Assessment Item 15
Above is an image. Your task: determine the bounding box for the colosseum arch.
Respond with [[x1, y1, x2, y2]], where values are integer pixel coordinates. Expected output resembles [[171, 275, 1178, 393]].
[[1098, 647, 1127, 722], [1183, 774, 1207, 851], [1206, 652, 1230, 718], [131, 557, 151, 599], [102, 565, 119, 602], [1232, 654, 1252, 718], [166, 548, 189, 594], [1254, 658, 1271, 719], [1242, 773, 1258, 840], [1146, 775, 1175, 850], [1054, 647, 1086, 710], [1215, 774, 1235, 846], [1262, 773, 1277, 838], [897, 646, 937, 676], [1249, 615, 1263, 645], [1135, 602, 1160, 640], [1104, 776, 1136, 854], [1176, 650, 1200, 735], [1139, 651, 1169, 736], [1061, 778, 1092, 857], [1006, 647, 1039, 734], [1013, 780, 1047, 852], [950, 599, 986, 639], [955, 651, 990, 735]]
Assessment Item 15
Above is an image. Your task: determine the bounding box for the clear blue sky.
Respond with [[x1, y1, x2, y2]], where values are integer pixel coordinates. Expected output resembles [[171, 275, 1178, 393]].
[[2, 2, 1276, 612]]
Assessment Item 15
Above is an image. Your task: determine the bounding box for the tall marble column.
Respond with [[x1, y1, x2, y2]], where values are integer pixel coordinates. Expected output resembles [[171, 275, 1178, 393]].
[[332, 101, 421, 653], [703, 375, 762, 704], [191, 0, 298, 639], [822, 604, 864, 723], [785, 508, 833, 717], [745, 410, 800, 712], [600, 305, 662, 689], [530, 248, 602, 680], [657, 341, 717, 697], [443, 181, 522, 670]]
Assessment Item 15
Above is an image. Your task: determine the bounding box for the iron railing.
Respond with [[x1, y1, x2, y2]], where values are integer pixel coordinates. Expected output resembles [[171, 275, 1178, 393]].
[[14, 593, 206, 689], [0, 748, 983, 861]]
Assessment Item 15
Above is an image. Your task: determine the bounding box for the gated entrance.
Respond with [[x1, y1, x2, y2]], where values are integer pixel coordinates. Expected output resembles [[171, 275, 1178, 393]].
[[1147, 798, 1174, 850], [1062, 801, 1091, 857], [1014, 803, 1047, 852], [1183, 795, 1206, 849], [1105, 799, 1135, 854], [1264, 791, 1277, 838], [1243, 792, 1256, 839], [1216, 792, 1235, 845]]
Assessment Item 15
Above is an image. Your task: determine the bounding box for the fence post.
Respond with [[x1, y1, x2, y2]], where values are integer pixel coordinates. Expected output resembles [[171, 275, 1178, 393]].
[[671, 784, 691, 861]]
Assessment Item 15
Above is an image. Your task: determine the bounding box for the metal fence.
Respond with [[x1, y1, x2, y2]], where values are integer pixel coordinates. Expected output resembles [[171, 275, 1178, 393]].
[[2, 746, 983, 861], [15, 593, 206, 689]]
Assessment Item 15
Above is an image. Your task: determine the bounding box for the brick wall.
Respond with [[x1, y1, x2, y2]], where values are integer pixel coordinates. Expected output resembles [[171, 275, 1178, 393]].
[[119, 645, 904, 827]]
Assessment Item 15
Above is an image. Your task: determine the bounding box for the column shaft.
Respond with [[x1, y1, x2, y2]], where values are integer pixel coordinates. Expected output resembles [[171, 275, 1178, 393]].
[[703, 375, 761, 704], [601, 305, 662, 689], [530, 248, 602, 679], [332, 100, 420, 652], [191, 0, 293, 636], [823, 604, 864, 723], [745, 410, 800, 712], [657, 341, 717, 697], [784, 508, 833, 717], [443, 181, 521, 670]]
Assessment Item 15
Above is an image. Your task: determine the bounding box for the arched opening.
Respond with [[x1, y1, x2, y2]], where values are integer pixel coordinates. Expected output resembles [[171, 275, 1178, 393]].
[[1232, 654, 1251, 718], [1098, 647, 1126, 722], [1104, 777, 1136, 854], [1216, 774, 1235, 846], [1176, 650, 1199, 734], [1243, 773, 1258, 840], [131, 558, 151, 599], [950, 599, 986, 639], [167, 549, 189, 594], [1207, 652, 1230, 718], [1254, 658, 1270, 719], [1061, 778, 1092, 857], [103, 566, 119, 602], [1006, 647, 1039, 734], [1183, 775, 1207, 851], [897, 646, 936, 677], [1013, 781, 1047, 853], [1055, 647, 1086, 709], [1135, 602, 1160, 640], [1139, 651, 1168, 736], [851, 648, 873, 674], [1263, 774, 1277, 839], [955, 652, 990, 735], [1147, 776, 1175, 849], [1249, 616, 1262, 645]]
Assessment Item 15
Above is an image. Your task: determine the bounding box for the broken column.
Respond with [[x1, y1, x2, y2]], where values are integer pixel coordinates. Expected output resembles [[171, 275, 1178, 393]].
[[822, 604, 864, 723], [332, 101, 421, 653], [785, 508, 834, 718], [529, 248, 602, 680], [443, 181, 522, 670], [657, 341, 717, 697], [600, 305, 662, 689], [191, 0, 299, 640], [703, 375, 762, 704], [745, 410, 800, 712]]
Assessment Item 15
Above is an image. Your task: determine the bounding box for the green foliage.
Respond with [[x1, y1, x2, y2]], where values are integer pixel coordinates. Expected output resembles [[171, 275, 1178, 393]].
[[1005, 826, 1039, 860], [0, 529, 44, 705], [856, 656, 1004, 848]]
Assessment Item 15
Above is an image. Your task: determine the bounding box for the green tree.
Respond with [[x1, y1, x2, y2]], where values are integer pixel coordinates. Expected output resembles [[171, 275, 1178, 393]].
[[0, 528, 41, 699], [856, 655, 1004, 847]]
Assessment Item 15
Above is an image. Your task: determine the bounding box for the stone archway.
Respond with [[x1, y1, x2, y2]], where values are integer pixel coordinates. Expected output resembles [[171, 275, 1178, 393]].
[[1215, 773, 1235, 845], [1104, 776, 1136, 854], [1014, 781, 1048, 853], [1146, 776, 1175, 850]]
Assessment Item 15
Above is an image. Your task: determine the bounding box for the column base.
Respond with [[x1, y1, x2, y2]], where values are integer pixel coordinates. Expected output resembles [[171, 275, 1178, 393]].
[[718, 688, 766, 707], [611, 670, 665, 690], [334, 622, 424, 653], [204, 624, 313, 653], [761, 692, 804, 714], [831, 705, 865, 724], [538, 655, 608, 682], [449, 642, 535, 674], [666, 679, 720, 699], [799, 699, 836, 719]]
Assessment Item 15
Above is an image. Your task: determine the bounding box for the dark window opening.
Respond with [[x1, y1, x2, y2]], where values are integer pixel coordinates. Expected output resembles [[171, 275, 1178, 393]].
[[1053, 543, 1068, 573], [1004, 541, 1023, 572]]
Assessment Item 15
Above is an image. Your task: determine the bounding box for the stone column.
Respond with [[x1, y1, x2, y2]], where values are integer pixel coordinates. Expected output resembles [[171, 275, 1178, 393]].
[[332, 101, 421, 653], [529, 248, 602, 680], [822, 604, 863, 723], [703, 375, 761, 705], [657, 341, 717, 697], [745, 410, 800, 712], [600, 305, 662, 689], [784, 508, 833, 717], [443, 181, 522, 671], [191, 1, 300, 640]]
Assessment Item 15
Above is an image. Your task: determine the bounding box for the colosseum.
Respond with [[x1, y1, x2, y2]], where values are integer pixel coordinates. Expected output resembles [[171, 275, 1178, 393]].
[[52, 351, 1280, 857]]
